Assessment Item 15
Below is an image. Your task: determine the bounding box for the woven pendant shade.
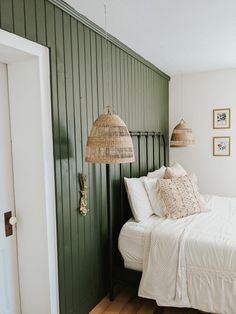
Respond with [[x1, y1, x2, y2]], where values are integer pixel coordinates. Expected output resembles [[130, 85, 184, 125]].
[[85, 110, 135, 164], [170, 119, 195, 147]]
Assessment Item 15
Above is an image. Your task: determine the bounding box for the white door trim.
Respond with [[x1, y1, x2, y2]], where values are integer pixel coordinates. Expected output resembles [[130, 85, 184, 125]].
[[0, 29, 59, 314]]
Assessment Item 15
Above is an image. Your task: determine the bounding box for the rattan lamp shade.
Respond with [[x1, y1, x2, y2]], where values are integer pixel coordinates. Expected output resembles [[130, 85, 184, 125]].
[[170, 119, 195, 147], [85, 110, 135, 164]]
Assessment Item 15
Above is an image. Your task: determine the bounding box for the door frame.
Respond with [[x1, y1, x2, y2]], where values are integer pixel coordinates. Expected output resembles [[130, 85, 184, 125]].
[[0, 29, 59, 313]]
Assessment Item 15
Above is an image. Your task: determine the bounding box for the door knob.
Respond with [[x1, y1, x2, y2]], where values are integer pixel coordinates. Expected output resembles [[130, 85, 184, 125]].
[[9, 216, 17, 226]]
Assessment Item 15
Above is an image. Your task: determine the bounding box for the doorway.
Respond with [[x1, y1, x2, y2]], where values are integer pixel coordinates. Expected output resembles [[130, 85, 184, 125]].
[[0, 29, 59, 314], [0, 62, 21, 314]]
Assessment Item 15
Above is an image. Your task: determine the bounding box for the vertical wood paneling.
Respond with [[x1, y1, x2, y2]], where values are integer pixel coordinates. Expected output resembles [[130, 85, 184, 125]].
[[120, 50, 124, 118], [128, 56, 132, 129], [45, 5, 66, 314], [107, 42, 112, 107], [56, 7, 72, 313], [0, 0, 14, 32], [75, 26, 85, 302], [0, 0, 169, 313], [24, 0, 37, 41], [90, 30, 103, 301], [13, 0, 25, 37], [77, 21, 94, 311], [95, 35, 108, 274], [70, 16, 82, 311], [35, 0, 46, 45], [115, 48, 121, 118], [84, 26, 96, 307], [111, 45, 116, 111], [63, 12, 78, 313]]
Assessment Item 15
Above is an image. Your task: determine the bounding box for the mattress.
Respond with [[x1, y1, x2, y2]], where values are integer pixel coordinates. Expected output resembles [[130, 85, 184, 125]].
[[118, 215, 159, 271]]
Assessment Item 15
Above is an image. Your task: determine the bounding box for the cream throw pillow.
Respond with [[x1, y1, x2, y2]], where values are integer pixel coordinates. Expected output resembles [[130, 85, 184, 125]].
[[157, 174, 207, 219], [124, 177, 153, 222], [164, 162, 187, 179], [143, 177, 164, 217], [147, 165, 166, 179]]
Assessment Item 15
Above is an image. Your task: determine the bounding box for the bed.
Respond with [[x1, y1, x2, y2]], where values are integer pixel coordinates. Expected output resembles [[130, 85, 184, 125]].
[[113, 131, 236, 314], [119, 195, 236, 314]]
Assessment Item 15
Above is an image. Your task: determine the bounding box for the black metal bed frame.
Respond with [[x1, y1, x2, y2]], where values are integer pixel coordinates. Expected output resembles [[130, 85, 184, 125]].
[[107, 131, 167, 300]]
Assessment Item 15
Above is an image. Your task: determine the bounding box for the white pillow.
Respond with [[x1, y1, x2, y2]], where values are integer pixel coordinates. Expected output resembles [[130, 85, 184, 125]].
[[147, 165, 166, 179], [164, 162, 187, 178], [124, 177, 153, 222], [143, 177, 164, 217]]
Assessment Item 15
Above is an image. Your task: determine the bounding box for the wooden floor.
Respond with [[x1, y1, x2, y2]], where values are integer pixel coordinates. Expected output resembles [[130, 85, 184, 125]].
[[90, 287, 208, 314]]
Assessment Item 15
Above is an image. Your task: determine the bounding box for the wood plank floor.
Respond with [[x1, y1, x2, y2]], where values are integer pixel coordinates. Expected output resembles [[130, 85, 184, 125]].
[[90, 287, 209, 314]]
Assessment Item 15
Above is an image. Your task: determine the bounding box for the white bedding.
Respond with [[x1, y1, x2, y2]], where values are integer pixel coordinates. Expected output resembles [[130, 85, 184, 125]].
[[118, 215, 159, 271], [139, 195, 236, 314]]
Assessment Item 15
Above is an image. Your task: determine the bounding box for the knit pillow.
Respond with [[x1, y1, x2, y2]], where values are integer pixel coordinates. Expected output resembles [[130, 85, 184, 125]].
[[157, 175, 208, 219]]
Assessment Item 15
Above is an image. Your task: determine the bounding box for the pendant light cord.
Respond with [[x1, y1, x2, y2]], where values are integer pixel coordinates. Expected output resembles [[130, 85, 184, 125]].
[[181, 73, 184, 121], [104, 3, 108, 42], [104, 3, 111, 113]]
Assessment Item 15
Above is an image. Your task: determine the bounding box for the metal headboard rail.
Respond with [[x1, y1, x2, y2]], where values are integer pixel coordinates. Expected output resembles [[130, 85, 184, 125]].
[[129, 131, 166, 168], [116, 130, 167, 231]]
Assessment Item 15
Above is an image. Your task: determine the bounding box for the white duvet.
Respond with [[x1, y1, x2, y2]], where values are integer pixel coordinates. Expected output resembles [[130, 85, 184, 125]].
[[139, 195, 236, 314]]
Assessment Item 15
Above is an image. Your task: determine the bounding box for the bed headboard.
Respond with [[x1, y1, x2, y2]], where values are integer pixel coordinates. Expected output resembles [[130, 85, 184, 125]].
[[110, 131, 167, 285], [112, 131, 167, 237]]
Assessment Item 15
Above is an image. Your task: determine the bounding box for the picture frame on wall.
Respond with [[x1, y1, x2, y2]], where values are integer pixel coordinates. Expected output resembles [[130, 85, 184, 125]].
[[213, 136, 231, 156], [213, 108, 231, 129]]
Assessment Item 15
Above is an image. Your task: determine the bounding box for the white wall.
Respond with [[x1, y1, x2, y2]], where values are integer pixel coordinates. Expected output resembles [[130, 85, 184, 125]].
[[170, 69, 236, 197]]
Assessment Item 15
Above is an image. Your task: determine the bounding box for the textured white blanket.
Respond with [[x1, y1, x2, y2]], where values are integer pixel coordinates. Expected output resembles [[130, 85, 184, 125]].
[[139, 195, 236, 314]]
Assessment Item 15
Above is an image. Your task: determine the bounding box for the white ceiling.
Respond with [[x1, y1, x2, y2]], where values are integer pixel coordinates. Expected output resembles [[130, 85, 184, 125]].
[[64, 0, 236, 75]]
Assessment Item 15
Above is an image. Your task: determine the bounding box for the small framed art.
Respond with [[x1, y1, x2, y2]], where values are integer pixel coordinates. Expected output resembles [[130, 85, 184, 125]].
[[213, 108, 231, 129], [213, 136, 231, 156]]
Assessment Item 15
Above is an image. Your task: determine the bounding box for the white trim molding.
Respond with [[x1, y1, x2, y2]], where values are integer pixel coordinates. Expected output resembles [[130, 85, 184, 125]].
[[0, 28, 59, 314]]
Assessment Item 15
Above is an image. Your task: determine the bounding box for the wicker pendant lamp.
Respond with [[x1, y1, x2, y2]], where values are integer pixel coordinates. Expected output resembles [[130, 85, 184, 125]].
[[170, 74, 195, 148], [85, 107, 135, 163], [170, 119, 195, 147]]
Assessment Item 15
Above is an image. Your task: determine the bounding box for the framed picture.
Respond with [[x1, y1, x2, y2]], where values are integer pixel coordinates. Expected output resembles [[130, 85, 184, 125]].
[[213, 108, 231, 129], [213, 136, 231, 156]]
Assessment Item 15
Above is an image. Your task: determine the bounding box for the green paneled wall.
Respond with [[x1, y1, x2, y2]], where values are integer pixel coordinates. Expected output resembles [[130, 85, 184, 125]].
[[0, 0, 169, 312]]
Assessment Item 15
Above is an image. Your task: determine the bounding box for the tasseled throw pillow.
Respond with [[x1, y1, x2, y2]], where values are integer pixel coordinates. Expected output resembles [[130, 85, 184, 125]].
[[157, 174, 208, 219]]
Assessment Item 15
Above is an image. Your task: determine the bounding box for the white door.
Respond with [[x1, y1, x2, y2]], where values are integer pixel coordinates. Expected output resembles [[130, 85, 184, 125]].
[[0, 63, 21, 314]]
